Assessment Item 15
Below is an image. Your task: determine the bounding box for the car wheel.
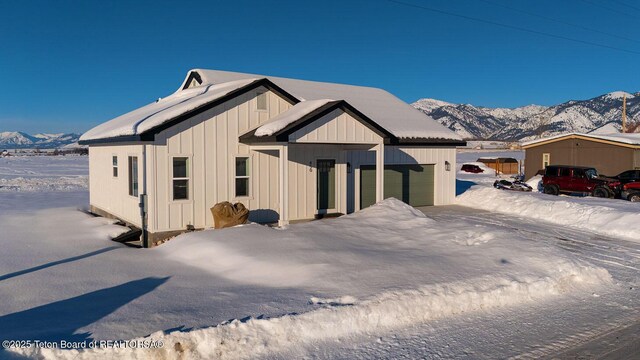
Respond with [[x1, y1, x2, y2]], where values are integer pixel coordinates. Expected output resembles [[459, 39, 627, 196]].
[[592, 186, 609, 198], [629, 192, 640, 202], [543, 184, 559, 195]]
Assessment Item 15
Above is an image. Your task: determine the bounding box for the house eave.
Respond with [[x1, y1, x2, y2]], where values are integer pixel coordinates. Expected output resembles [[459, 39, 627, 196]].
[[79, 135, 149, 145], [82, 78, 301, 145]]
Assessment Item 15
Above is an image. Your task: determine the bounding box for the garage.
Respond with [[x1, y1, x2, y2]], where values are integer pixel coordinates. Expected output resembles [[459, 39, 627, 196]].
[[360, 164, 435, 208]]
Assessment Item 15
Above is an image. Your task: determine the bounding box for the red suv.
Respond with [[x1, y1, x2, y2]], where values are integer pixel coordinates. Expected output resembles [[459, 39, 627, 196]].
[[542, 165, 619, 198]]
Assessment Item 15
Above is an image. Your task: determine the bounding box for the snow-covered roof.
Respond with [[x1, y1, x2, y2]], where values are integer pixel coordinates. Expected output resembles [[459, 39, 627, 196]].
[[185, 69, 462, 141], [80, 78, 260, 141], [81, 69, 463, 143], [522, 132, 640, 147], [253, 99, 335, 137]]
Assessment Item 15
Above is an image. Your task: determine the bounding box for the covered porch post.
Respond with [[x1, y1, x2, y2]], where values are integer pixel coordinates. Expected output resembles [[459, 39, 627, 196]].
[[375, 143, 385, 202], [278, 144, 289, 226]]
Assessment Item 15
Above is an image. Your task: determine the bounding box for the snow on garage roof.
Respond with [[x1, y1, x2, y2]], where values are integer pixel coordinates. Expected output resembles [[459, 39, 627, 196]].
[[522, 132, 640, 148], [185, 69, 462, 141]]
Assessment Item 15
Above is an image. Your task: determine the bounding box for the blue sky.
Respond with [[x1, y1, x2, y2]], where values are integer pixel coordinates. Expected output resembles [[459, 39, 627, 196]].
[[1, 0, 639, 133]]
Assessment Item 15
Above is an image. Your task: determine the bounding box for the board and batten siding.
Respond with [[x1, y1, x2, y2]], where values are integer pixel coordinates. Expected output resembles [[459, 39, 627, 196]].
[[88, 143, 144, 227], [286, 110, 384, 220], [289, 108, 383, 144], [149, 87, 292, 232]]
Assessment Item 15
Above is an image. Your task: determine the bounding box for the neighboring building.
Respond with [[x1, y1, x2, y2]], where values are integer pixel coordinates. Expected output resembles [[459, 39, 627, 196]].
[[522, 133, 640, 180], [79, 69, 465, 246], [476, 157, 519, 175]]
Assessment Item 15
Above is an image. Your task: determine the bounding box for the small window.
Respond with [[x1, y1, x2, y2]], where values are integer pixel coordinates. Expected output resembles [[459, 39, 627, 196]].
[[112, 156, 118, 177], [256, 91, 267, 111], [559, 167, 571, 177], [542, 153, 550, 169], [235, 157, 250, 197], [172, 157, 189, 200], [128, 156, 139, 197]]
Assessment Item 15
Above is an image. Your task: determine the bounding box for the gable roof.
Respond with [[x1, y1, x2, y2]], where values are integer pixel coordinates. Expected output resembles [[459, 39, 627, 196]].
[[522, 132, 640, 149], [80, 69, 463, 145], [188, 69, 461, 141], [239, 99, 395, 143], [80, 78, 300, 144]]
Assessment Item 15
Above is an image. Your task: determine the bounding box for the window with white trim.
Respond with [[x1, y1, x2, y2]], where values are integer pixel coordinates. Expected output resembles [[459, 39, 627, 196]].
[[172, 157, 189, 200], [128, 156, 138, 197], [542, 153, 550, 169], [235, 157, 250, 197], [256, 91, 268, 111], [112, 155, 118, 177]]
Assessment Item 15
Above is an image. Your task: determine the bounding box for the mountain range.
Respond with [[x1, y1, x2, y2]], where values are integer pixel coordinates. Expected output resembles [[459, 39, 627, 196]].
[[413, 91, 640, 141], [3, 90, 637, 147], [0, 132, 81, 149]]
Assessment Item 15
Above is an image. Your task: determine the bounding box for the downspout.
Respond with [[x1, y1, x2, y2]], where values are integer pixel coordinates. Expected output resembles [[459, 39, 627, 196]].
[[140, 144, 149, 248]]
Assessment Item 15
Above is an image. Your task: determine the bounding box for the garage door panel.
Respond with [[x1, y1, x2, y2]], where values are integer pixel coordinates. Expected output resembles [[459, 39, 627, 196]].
[[360, 164, 434, 208]]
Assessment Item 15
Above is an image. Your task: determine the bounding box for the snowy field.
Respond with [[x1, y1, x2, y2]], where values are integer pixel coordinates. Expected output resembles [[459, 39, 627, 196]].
[[0, 152, 639, 359]]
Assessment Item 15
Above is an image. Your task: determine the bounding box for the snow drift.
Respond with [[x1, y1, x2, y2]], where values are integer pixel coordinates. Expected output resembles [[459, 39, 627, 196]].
[[457, 186, 640, 242], [11, 198, 613, 360]]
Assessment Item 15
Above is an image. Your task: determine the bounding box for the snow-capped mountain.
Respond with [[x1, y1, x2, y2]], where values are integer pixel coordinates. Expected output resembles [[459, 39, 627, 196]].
[[413, 91, 640, 141], [0, 131, 81, 149]]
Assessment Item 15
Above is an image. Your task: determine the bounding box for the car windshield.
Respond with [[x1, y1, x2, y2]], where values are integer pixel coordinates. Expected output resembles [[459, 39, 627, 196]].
[[585, 169, 598, 179]]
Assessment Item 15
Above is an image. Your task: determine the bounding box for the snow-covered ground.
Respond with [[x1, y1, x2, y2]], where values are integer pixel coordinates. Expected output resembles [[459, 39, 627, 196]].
[[1, 152, 639, 359]]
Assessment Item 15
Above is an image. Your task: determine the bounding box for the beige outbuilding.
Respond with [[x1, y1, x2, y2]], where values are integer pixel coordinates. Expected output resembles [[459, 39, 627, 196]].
[[522, 132, 640, 180], [80, 69, 464, 246]]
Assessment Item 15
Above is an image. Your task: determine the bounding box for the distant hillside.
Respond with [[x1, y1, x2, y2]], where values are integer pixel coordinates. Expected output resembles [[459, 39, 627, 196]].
[[0, 131, 81, 149], [413, 91, 640, 141]]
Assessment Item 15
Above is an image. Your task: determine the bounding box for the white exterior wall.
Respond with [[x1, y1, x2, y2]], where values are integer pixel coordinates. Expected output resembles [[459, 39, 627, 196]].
[[286, 109, 384, 221], [290, 109, 383, 144], [88, 143, 144, 227], [88, 90, 458, 233], [149, 87, 292, 232]]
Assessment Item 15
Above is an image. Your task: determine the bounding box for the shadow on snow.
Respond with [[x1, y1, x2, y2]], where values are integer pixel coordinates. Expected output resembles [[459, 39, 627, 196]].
[[456, 179, 477, 196], [0, 277, 169, 343], [0, 247, 120, 282]]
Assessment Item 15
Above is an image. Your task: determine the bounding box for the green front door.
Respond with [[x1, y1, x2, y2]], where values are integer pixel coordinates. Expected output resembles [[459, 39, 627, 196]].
[[317, 159, 336, 211], [360, 164, 435, 209]]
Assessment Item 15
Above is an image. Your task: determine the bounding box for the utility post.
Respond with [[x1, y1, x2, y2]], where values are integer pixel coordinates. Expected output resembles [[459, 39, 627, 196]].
[[622, 94, 627, 133]]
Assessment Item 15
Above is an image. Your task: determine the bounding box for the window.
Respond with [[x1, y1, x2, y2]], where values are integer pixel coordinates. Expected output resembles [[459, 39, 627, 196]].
[[542, 153, 550, 169], [235, 157, 250, 197], [112, 156, 118, 177], [256, 91, 267, 111], [172, 157, 189, 200], [128, 156, 138, 197]]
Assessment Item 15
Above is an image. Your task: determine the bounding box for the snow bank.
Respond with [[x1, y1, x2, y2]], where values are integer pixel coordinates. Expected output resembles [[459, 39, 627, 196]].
[[15, 260, 609, 360], [457, 186, 640, 241], [525, 175, 543, 192]]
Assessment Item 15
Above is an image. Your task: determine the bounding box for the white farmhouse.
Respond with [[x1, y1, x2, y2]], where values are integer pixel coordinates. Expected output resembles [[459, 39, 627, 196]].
[[79, 69, 464, 246]]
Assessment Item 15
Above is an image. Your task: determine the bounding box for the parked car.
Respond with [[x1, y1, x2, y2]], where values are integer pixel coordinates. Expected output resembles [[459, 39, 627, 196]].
[[542, 165, 620, 198], [613, 169, 640, 185], [620, 182, 640, 202], [461, 164, 484, 173]]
